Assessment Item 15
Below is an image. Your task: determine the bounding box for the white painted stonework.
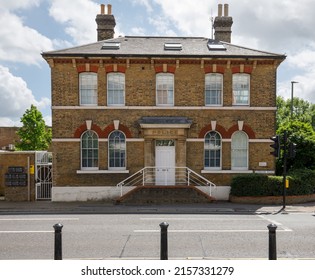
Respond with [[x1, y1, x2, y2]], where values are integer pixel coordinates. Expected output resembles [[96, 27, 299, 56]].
[[52, 186, 134, 202], [52, 186, 231, 202]]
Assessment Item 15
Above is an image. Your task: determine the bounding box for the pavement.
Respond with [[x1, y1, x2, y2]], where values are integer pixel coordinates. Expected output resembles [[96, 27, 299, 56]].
[[1, 199, 315, 215]]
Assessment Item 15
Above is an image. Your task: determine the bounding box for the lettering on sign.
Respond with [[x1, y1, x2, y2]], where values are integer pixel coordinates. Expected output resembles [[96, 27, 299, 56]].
[[151, 129, 178, 136]]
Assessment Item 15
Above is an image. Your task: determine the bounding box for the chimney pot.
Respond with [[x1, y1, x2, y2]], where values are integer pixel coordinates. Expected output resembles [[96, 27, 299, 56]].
[[100, 4, 105, 15], [224, 4, 229, 17], [108, 4, 112, 15], [95, 4, 116, 41], [218, 4, 223, 17], [213, 3, 233, 43]]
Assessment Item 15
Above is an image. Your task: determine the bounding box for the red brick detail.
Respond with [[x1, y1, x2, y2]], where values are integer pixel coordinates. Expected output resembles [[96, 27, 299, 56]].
[[117, 66, 126, 73], [90, 65, 99, 73], [103, 124, 114, 138], [231, 66, 253, 74], [74, 123, 103, 138], [204, 66, 225, 74], [227, 124, 256, 139], [198, 124, 228, 138], [74, 123, 87, 138], [155, 66, 163, 73], [103, 124, 132, 138], [155, 65, 176, 74], [167, 66, 176, 74], [76, 65, 99, 73], [105, 65, 126, 73], [105, 65, 114, 73], [243, 66, 253, 74]]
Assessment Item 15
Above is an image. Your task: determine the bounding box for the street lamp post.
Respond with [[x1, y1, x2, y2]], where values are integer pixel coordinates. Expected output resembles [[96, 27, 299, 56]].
[[291, 81, 298, 118]]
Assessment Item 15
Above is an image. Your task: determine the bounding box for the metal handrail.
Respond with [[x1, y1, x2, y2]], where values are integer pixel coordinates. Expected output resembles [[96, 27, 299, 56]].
[[116, 166, 216, 196]]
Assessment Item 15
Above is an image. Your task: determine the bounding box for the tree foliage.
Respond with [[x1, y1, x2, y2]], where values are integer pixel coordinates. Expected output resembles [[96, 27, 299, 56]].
[[277, 120, 315, 173], [276, 96, 315, 174], [16, 105, 51, 151], [276, 96, 315, 130]]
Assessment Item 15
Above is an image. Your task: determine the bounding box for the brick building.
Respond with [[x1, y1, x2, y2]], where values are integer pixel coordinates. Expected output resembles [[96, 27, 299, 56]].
[[42, 4, 285, 202]]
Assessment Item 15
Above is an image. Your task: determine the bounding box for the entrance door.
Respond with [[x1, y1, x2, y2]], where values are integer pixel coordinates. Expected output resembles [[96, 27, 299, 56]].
[[155, 140, 175, 185]]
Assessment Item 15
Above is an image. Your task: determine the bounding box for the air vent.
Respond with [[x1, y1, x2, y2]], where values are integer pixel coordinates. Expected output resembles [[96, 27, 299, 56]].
[[101, 42, 121, 50], [164, 43, 182, 51]]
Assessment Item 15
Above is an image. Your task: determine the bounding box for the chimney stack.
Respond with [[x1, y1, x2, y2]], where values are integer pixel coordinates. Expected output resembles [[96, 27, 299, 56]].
[[95, 4, 116, 41], [213, 4, 233, 43]]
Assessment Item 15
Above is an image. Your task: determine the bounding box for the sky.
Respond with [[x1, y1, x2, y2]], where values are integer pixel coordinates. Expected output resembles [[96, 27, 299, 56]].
[[0, 0, 314, 127]]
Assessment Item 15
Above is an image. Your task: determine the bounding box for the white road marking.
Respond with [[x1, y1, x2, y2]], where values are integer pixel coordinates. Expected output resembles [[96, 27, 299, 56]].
[[0, 231, 54, 233], [0, 218, 79, 221], [258, 215, 293, 232], [140, 217, 263, 221], [134, 229, 292, 233]]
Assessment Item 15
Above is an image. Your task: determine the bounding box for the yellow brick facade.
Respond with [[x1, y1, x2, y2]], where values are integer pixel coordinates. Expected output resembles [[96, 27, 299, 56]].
[[48, 57, 282, 192]]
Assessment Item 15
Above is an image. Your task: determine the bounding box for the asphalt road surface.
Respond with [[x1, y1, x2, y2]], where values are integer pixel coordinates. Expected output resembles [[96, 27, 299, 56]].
[[0, 212, 314, 260]]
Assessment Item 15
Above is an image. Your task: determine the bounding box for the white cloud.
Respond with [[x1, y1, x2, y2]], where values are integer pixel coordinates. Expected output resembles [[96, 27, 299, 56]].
[[153, 0, 211, 37], [0, 10, 53, 65], [0, 65, 50, 126], [0, 0, 41, 10], [131, 27, 146, 36], [49, 0, 100, 44], [132, 0, 153, 13]]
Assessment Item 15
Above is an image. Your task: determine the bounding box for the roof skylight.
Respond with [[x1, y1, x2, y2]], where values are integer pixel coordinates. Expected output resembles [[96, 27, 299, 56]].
[[207, 41, 226, 51], [101, 42, 121, 50], [164, 43, 182, 51]]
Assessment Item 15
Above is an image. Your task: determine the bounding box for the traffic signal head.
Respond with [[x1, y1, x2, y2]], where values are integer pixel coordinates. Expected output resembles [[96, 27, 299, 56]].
[[289, 142, 297, 158], [270, 135, 280, 157]]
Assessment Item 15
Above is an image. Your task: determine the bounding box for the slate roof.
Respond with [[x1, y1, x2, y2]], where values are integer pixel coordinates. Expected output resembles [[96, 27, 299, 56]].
[[42, 36, 285, 60]]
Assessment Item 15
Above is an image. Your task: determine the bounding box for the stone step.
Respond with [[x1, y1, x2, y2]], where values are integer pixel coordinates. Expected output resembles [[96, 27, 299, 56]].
[[116, 185, 215, 205]]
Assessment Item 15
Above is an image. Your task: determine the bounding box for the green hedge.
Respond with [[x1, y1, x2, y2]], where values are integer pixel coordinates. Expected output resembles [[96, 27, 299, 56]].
[[230, 169, 315, 197]]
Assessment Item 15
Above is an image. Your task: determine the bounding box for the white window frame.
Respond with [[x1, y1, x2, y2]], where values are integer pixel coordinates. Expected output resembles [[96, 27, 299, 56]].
[[204, 131, 222, 170], [107, 73, 125, 106], [79, 73, 98, 106], [231, 131, 248, 170], [80, 130, 99, 170], [205, 73, 223, 106], [108, 130, 126, 170], [233, 74, 250, 106], [156, 73, 174, 106]]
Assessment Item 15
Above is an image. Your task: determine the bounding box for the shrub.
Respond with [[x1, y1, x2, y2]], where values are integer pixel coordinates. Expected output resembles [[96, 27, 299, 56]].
[[230, 170, 315, 197]]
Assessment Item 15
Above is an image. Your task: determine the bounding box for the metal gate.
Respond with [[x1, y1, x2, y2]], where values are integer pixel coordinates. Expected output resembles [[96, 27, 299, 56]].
[[35, 151, 52, 200]]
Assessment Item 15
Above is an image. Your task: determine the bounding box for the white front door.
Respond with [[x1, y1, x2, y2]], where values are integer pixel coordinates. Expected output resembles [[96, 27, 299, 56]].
[[155, 140, 175, 185]]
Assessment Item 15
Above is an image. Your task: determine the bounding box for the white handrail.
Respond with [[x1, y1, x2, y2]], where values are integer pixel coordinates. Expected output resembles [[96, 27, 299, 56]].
[[116, 166, 216, 197]]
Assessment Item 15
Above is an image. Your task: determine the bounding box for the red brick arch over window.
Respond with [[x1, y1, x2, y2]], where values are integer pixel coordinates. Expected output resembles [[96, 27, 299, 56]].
[[204, 65, 225, 74], [105, 65, 126, 73], [199, 124, 228, 138], [76, 65, 99, 73], [74, 123, 104, 138], [227, 124, 256, 139], [231, 66, 253, 74], [155, 65, 176, 74], [103, 123, 132, 138]]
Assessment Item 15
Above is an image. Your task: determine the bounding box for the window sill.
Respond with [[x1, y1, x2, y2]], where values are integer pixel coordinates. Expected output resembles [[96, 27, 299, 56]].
[[201, 169, 253, 174], [76, 170, 129, 174]]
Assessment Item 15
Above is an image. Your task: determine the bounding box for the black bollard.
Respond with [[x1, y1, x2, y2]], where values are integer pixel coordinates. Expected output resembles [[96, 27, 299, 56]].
[[159, 222, 169, 260], [53, 223, 63, 260], [267, 224, 277, 260]]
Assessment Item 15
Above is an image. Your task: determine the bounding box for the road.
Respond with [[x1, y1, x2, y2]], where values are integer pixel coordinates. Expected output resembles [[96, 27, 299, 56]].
[[0, 212, 314, 260]]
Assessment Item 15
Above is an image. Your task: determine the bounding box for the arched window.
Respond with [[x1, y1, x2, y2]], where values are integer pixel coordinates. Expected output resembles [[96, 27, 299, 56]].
[[231, 131, 248, 169], [233, 73, 250, 105], [108, 131, 126, 169], [205, 74, 223, 106], [204, 131, 222, 169], [79, 72, 98, 106], [107, 73, 125, 106], [156, 73, 174, 106], [81, 130, 98, 169]]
